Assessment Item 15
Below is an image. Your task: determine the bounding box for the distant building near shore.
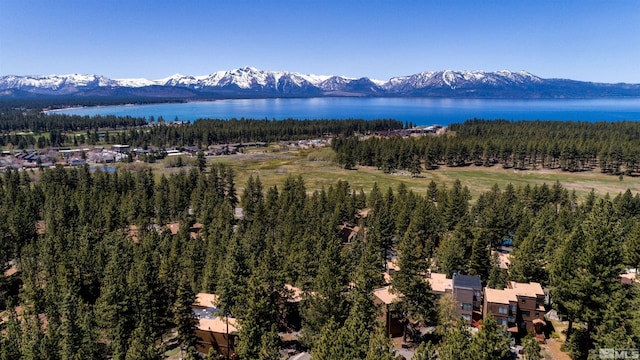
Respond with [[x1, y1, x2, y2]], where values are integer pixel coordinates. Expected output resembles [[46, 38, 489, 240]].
[[111, 144, 130, 153]]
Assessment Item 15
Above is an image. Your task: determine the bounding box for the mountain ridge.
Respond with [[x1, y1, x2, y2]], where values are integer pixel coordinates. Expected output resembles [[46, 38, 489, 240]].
[[2, 67, 639, 99]]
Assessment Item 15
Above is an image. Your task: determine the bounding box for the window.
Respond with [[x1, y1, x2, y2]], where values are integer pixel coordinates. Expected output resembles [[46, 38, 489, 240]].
[[462, 314, 471, 322], [521, 310, 530, 317], [521, 298, 527, 304], [497, 318, 508, 326], [461, 303, 472, 311], [474, 290, 481, 297], [510, 304, 517, 313], [498, 306, 508, 314], [508, 316, 515, 323]]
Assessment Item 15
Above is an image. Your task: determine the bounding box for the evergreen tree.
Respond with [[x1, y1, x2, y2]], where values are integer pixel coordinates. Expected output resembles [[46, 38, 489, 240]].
[[435, 233, 465, 278], [173, 273, 198, 356], [551, 198, 625, 352], [591, 286, 638, 351], [427, 180, 438, 202], [20, 311, 46, 360], [258, 324, 281, 360], [339, 289, 376, 359], [240, 175, 264, 222], [96, 237, 135, 360], [509, 230, 548, 285], [468, 234, 491, 283], [236, 250, 282, 360], [365, 324, 396, 360], [509, 206, 554, 285], [300, 232, 346, 348], [487, 252, 507, 290], [60, 291, 84, 360], [437, 317, 472, 360], [312, 317, 346, 360], [216, 235, 248, 319], [522, 333, 542, 360], [413, 341, 438, 360], [444, 179, 471, 230], [1, 304, 21, 360], [392, 228, 434, 335], [624, 221, 640, 269], [469, 312, 511, 360], [408, 154, 422, 178], [125, 320, 159, 360], [79, 306, 102, 360], [205, 347, 218, 360], [549, 230, 583, 337], [435, 293, 458, 336], [196, 151, 206, 172]]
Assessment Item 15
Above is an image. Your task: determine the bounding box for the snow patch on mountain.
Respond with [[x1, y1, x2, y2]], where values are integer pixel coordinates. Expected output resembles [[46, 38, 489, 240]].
[[115, 78, 158, 87]]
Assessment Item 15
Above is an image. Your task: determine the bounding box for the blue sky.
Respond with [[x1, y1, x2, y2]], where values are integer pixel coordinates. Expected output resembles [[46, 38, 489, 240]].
[[1, 0, 639, 83]]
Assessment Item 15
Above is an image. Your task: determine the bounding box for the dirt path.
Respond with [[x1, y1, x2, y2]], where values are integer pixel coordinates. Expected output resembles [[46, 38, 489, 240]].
[[542, 338, 571, 360]]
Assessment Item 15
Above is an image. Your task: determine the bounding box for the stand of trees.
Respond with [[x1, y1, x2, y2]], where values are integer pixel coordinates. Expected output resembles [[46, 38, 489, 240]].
[[0, 105, 405, 149], [0, 162, 637, 359], [333, 119, 640, 175]]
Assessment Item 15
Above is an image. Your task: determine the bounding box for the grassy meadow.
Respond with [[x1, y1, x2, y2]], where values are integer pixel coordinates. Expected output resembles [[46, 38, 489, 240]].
[[147, 147, 640, 202]]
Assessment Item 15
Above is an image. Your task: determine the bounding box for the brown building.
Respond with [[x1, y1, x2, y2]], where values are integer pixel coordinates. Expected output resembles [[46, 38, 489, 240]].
[[483, 281, 545, 339], [508, 281, 546, 334], [192, 293, 239, 357], [452, 273, 483, 324], [424, 272, 482, 324], [373, 286, 404, 337], [484, 287, 518, 334], [283, 284, 304, 330]]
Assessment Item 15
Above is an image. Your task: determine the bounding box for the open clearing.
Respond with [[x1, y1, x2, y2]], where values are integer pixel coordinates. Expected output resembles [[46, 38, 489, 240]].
[[179, 148, 640, 201]]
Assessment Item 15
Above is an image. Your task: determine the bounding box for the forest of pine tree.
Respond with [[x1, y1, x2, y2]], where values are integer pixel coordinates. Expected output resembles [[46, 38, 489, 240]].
[[333, 119, 640, 176], [0, 105, 638, 359], [0, 162, 637, 359]]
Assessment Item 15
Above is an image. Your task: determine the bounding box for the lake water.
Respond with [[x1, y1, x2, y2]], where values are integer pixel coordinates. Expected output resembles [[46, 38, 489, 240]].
[[50, 97, 640, 126], [89, 166, 116, 173]]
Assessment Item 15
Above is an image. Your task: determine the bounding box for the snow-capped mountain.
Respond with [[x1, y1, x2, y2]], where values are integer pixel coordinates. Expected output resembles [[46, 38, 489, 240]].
[[383, 70, 542, 92], [0, 74, 118, 95], [1, 68, 639, 99]]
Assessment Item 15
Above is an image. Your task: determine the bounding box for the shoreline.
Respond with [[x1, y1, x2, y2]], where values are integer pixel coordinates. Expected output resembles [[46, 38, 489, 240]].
[[42, 99, 219, 115]]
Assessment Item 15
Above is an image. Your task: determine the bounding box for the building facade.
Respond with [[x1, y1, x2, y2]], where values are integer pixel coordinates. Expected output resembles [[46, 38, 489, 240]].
[[483, 281, 545, 338]]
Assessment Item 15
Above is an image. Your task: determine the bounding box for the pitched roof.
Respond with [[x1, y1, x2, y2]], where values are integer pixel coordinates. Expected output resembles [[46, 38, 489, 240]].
[[198, 316, 239, 334], [484, 287, 518, 305], [452, 273, 482, 290], [508, 281, 544, 297], [374, 286, 400, 305], [426, 272, 453, 293], [4, 263, 19, 277], [194, 293, 219, 308], [166, 222, 180, 235], [620, 270, 637, 285], [284, 284, 304, 303], [357, 208, 371, 218]]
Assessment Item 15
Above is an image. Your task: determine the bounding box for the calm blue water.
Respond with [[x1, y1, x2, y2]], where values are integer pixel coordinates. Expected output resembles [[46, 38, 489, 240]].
[[90, 166, 116, 173], [49, 97, 640, 126]]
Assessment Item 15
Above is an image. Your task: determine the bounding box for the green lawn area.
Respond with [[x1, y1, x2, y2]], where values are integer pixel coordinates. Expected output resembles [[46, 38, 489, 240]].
[[189, 148, 640, 201]]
